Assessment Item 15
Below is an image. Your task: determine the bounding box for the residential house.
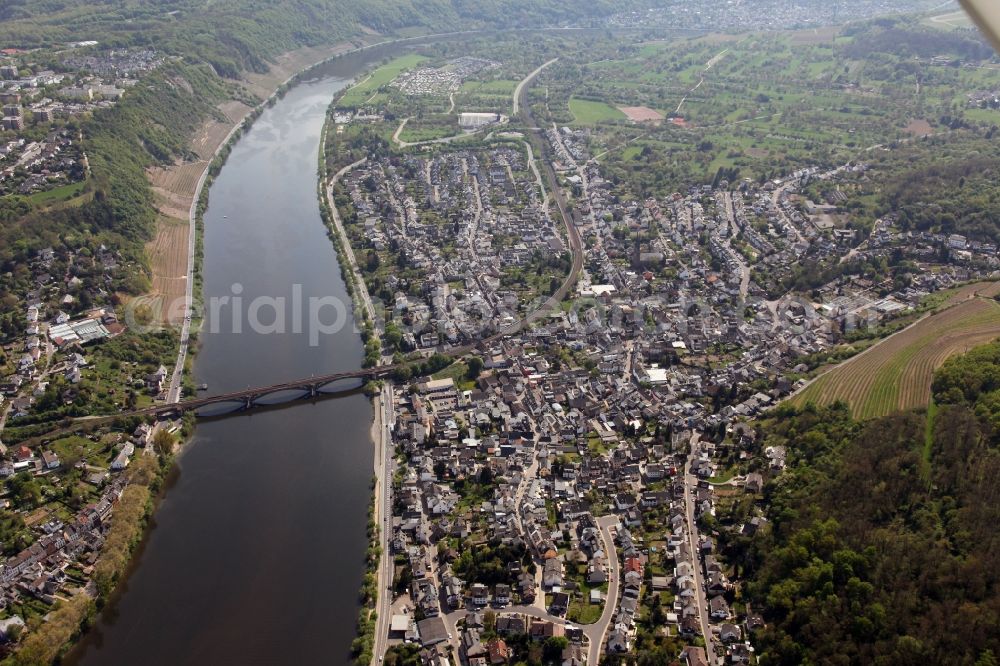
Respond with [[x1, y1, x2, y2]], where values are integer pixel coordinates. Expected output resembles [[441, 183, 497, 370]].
[[41, 451, 59, 470], [709, 595, 730, 620], [486, 638, 511, 665], [146, 365, 168, 393], [549, 592, 569, 616], [720, 623, 742, 642], [542, 557, 563, 590], [680, 646, 709, 666]]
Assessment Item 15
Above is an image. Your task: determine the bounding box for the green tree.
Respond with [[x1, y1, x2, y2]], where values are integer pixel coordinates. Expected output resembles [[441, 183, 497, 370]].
[[152, 428, 174, 457], [8, 472, 41, 508], [543, 636, 569, 662], [467, 356, 484, 379]]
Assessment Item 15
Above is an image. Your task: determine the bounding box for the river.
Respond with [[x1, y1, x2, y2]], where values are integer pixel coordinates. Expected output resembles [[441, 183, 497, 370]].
[[67, 44, 411, 666]]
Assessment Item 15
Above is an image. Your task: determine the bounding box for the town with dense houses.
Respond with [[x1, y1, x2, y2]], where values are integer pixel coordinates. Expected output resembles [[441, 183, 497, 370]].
[[329, 51, 1000, 664], [0, 45, 163, 198], [0, 45, 183, 646], [0, 237, 159, 422], [338, 144, 567, 350], [0, 230, 179, 645]]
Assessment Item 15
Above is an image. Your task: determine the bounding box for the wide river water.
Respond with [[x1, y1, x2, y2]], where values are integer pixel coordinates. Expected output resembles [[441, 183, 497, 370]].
[[67, 42, 413, 666]]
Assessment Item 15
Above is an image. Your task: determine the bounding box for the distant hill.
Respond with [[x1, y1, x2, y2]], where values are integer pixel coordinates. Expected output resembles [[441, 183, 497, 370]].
[[0, 0, 644, 77]]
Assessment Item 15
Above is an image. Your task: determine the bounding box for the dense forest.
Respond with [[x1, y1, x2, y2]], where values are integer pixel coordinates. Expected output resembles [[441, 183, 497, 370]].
[[862, 131, 1000, 244], [932, 338, 1000, 434], [843, 21, 996, 61], [743, 342, 1000, 665]]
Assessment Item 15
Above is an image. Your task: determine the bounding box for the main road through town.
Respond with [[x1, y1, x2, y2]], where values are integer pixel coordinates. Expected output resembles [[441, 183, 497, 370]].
[[683, 432, 717, 665]]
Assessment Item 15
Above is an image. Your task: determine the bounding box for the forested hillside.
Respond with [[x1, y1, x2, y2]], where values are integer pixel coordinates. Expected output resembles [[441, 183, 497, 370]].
[[0, 0, 644, 76], [820, 130, 1000, 245], [743, 345, 1000, 665]]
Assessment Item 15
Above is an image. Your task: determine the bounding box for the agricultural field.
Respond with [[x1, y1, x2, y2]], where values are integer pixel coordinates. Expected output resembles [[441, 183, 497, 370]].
[[139, 215, 190, 325], [337, 54, 428, 107], [569, 97, 626, 125], [791, 288, 1000, 419], [218, 99, 254, 124], [618, 105, 665, 123], [148, 162, 206, 217], [531, 20, 1000, 195], [140, 158, 205, 326], [190, 114, 241, 160], [397, 121, 461, 143], [455, 78, 518, 115]]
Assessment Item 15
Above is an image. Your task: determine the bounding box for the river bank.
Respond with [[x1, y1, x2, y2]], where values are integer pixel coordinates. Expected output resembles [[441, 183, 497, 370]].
[[319, 78, 385, 666], [66, 28, 495, 664], [61, 40, 432, 666]]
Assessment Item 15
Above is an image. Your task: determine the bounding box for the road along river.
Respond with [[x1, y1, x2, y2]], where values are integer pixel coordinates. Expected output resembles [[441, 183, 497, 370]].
[[66, 43, 418, 666]]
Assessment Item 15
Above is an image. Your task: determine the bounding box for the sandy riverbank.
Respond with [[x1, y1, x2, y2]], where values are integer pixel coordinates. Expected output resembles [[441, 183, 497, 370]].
[[139, 40, 371, 328]]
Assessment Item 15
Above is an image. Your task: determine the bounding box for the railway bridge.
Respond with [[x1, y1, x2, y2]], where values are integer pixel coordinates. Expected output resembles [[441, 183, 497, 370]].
[[128, 364, 399, 418]]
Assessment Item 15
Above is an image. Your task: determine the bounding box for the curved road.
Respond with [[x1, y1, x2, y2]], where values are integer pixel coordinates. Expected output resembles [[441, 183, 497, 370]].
[[391, 117, 490, 148], [513, 58, 558, 116], [589, 515, 622, 666], [683, 433, 717, 665]]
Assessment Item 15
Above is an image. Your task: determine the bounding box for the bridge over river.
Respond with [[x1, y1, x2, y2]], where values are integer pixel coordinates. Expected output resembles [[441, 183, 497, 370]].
[[67, 47, 583, 427], [137, 364, 396, 417]]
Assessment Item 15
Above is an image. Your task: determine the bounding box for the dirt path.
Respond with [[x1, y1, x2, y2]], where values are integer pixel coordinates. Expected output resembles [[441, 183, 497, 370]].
[[675, 47, 729, 115], [391, 117, 411, 145]]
